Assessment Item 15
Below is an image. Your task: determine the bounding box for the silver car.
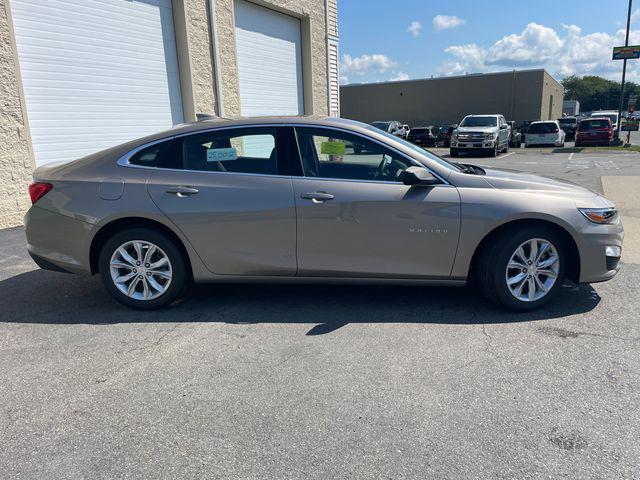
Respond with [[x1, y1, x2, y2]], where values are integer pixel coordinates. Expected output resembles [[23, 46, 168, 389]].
[[25, 116, 623, 311]]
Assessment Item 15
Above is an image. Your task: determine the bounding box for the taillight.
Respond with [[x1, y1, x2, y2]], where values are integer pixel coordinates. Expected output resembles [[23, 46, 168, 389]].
[[28, 182, 53, 204]]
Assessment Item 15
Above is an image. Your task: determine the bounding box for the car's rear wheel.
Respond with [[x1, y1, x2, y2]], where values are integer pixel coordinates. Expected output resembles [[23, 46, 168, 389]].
[[476, 226, 566, 311], [99, 228, 188, 309]]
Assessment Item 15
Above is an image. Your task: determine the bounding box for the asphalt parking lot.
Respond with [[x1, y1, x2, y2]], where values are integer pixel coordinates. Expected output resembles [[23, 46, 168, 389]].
[[1, 147, 639, 479]]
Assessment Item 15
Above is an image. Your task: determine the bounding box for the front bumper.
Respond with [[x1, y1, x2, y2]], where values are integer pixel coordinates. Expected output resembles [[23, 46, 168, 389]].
[[576, 219, 624, 283], [24, 206, 93, 275], [450, 140, 495, 149]]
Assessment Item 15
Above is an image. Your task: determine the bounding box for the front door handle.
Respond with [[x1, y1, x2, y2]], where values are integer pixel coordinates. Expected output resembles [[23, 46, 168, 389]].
[[300, 192, 335, 203], [166, 185, 199, 197]]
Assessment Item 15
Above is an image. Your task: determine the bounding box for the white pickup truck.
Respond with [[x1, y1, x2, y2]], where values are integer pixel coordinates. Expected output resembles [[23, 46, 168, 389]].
[[450, 114, 511, 157]]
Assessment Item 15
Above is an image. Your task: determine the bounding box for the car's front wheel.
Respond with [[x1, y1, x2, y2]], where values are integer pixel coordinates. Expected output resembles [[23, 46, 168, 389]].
[[99, 228, 188, 309], [476, 226, 566, 311]]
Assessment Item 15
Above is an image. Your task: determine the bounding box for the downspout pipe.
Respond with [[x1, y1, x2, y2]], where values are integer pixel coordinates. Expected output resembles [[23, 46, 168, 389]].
[[208, 0, 225, 117]]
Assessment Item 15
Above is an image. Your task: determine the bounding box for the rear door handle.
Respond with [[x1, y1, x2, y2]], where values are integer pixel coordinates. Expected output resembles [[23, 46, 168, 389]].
[[166, 185, 199, 197], [300, 192, 335, 203]]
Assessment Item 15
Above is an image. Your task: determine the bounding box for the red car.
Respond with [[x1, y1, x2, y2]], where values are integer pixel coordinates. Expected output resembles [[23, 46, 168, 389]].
[[575, 118, 613, 147]]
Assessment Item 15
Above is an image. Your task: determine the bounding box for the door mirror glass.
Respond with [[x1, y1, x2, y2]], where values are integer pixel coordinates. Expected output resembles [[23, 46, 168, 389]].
[[402, 166, 438, 186]]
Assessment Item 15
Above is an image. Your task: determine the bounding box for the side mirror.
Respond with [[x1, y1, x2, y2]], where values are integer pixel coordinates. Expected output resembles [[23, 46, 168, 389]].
[[500, 124, 508, 129], [402, 166, 438, 186]]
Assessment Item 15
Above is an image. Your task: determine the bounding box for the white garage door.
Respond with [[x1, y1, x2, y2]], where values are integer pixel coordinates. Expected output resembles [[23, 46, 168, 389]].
[[10, 0, 183, 166], [234, 0, 303, 116]]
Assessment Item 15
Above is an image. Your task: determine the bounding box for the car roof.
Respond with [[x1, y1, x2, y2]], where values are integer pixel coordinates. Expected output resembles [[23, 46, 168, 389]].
[[530, 120, 558, 124], [139, 116, 374, 139]]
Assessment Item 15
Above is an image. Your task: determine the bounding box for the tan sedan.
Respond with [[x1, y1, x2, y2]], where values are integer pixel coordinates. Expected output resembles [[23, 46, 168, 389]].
[[24, 117, 623, 311]]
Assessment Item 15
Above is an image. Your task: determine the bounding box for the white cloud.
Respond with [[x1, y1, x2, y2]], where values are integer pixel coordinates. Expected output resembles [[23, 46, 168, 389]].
[[341, 53, 396, 76], [339, 75, 349, 85], [438, 22, 640, 81], [390, 71, 410, 81], [433, 15, 465, 31], [407, 21, 422, 38]]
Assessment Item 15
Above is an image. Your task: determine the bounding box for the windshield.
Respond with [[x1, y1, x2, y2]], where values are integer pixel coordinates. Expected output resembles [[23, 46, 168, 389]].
[[460, 116, 498, 127], [371, 121, 391, 131], [364, 124, 461, 172]]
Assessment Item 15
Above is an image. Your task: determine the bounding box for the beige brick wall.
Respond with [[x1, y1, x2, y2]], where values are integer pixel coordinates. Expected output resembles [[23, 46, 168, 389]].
[[0, 0, 34, 229]]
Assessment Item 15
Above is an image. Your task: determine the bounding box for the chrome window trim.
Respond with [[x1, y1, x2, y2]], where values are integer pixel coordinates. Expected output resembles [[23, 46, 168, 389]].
[[116, 122, 452, 186]]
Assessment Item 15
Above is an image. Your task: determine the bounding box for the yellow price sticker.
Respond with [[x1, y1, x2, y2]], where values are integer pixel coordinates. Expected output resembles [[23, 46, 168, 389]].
[[320, 141, 346, 155]]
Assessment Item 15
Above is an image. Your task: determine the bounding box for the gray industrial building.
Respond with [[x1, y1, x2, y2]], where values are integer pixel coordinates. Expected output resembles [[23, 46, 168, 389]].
[[340, 69, 564, 127]]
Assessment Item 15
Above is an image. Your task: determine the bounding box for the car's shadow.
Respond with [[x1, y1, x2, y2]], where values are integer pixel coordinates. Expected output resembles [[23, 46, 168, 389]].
[[0, 269, 601, 335]]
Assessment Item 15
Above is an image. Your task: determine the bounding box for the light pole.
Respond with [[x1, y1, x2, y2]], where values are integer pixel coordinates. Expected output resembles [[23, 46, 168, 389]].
[[617, 0, 633, 142]]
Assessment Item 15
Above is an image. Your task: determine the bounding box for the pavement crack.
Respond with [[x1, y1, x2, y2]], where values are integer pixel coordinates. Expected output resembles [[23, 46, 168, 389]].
[[480, 324, 499, 358]]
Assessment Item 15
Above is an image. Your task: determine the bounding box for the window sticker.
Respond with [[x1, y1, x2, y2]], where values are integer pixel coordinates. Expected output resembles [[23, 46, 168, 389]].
[[320, 141, 346, 156], [206, 147, 237, 162]]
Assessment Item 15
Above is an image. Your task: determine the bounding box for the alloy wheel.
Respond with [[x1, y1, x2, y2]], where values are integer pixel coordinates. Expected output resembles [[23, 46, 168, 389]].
[[109, 240, 173, 301], [505, 238, 560, 302]]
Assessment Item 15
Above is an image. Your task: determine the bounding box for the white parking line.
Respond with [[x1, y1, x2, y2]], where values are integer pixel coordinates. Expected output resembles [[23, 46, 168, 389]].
[[502, 152, 515, 159], [568, 152, 575, 160]]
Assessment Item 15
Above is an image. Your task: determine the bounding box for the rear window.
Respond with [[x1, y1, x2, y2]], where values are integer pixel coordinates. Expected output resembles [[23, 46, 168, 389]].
[[580, 119, 610, 129], [527, 123, 558, 134]]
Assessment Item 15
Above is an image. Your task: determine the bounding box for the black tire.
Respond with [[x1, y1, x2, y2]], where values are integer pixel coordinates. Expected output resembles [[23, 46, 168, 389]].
[[502, 141, 509, 154], [99, 227, 188, 310], [489, 142, 499, 157], [475, 225, 567, 311], [450, 148, 459, 157]]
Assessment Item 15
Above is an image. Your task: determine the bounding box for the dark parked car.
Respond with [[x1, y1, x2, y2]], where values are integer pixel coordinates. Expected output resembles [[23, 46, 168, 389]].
[[558, 116, 578, 141], [575, 118, 613, 147], [440, 124, 458, 147], [407, 126, 439, 147], [507, 121, 521, 147]]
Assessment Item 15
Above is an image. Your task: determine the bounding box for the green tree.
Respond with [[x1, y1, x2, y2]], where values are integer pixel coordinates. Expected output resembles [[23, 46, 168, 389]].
[[562, 75, 640, 112]]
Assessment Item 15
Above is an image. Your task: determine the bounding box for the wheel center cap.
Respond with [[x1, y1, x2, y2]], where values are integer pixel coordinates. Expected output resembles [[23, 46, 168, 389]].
[[139, 267, 147, 275]]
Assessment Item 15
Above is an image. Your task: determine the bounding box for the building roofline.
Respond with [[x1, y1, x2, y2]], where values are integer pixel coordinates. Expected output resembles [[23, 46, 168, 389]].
[[341, 68, 562, 88]]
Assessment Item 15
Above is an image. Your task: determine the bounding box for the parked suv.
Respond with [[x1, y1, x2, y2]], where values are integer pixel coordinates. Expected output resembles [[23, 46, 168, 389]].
[[575, 118, 613, 147], [407, 126, 439, 147], [450, 114, 510, 157]]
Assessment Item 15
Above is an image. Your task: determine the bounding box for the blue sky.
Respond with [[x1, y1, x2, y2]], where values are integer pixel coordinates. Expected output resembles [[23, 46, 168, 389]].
[[338, 0, 640, 84]]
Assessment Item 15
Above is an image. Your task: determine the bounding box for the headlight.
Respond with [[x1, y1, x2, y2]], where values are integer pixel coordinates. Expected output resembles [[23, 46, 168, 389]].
[[451, 131, 458, 139], [579, 207, 618, 224], [484, 132, 497, 140]]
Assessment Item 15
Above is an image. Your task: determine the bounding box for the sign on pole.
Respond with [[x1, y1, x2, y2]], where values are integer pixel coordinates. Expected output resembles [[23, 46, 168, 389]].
[[613, 45, 640, 60], [621, 119, 639, 131]]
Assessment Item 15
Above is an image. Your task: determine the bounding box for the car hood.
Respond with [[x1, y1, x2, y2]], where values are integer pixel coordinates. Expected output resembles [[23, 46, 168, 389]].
[[456, 126, 498, 133], [481, 167, 609, 204]]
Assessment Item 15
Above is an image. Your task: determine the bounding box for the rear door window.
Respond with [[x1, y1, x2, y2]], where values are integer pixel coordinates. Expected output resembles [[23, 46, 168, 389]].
[[182, 128, 277, 175]]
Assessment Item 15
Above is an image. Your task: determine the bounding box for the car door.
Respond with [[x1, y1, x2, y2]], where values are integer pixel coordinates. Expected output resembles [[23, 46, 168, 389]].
[[498, 117, 508, 146], [146, 126, 297, 276], [292, 126, 461, 278]]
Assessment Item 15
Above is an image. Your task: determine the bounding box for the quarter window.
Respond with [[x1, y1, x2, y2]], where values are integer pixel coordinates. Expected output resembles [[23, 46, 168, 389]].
[[295, 127, 415, 182], [182, 128, 277, 175]]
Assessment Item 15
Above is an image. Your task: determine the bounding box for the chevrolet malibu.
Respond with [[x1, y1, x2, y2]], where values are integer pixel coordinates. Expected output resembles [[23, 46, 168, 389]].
[[25, 117, 623, 311]]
